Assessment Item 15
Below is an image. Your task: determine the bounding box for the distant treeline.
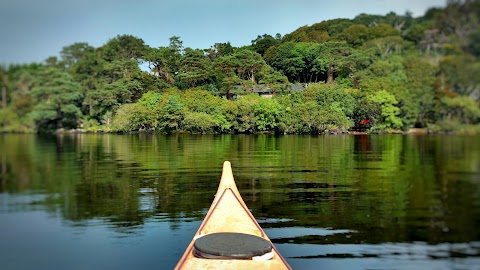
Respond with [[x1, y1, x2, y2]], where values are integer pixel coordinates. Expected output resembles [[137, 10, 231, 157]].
[[1, 0, 479, 134]]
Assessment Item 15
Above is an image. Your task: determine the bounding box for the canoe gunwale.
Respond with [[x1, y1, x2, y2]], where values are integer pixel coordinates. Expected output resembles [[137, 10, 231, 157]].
[[175, 161, 292, 269], [176, 187, 267, 268], [198, 187, 266, 237]]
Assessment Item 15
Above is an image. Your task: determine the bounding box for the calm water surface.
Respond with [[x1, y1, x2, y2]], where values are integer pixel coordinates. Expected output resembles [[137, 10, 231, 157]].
[[1, 134, 479, 270]]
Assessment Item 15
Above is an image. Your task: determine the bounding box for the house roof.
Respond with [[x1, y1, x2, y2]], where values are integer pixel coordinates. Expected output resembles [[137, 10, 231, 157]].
[[232, 83, 304, 94]]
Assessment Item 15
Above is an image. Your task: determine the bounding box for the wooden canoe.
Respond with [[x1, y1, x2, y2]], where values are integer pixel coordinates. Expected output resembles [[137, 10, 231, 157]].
[[175, 161, 292, 270]]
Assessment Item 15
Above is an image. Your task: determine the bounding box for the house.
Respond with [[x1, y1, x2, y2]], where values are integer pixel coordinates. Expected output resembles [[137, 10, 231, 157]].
[[221, 83, 304, 99]]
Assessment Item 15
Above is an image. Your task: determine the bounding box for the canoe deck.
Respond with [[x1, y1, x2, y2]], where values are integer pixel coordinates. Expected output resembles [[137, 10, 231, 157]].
[[175, 161, 291, 270]]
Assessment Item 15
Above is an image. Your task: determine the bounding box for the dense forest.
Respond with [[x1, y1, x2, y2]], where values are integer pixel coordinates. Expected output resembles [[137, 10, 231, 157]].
[[0, 0, 479, 134]]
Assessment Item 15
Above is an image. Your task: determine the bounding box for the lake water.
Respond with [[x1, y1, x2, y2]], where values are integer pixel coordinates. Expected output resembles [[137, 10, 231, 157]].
[[0, 134, 479, 270]]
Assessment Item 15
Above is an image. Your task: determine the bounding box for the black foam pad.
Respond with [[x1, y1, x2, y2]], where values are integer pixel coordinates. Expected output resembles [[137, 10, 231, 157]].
[[193, 232, 272, 259]]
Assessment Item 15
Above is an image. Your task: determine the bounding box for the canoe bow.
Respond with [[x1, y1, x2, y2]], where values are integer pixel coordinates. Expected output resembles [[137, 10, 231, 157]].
[[174, 161, 291, 269]]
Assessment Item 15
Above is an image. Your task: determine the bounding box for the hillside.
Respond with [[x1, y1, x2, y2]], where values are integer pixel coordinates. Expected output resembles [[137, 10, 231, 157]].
[[1, 0, 479, 134]]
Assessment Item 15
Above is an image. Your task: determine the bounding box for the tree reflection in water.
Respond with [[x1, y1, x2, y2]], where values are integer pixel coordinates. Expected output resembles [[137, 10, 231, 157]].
[[0, 133, 479, 268]]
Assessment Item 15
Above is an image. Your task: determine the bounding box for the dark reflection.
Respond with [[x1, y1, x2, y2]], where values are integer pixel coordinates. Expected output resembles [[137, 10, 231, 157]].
[[1, 133, 480, 268], [292, 253, 379, 259]]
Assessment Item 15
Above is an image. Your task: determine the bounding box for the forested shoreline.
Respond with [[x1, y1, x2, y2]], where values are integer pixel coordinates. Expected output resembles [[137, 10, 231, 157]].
[[1, 1, 479, 134]]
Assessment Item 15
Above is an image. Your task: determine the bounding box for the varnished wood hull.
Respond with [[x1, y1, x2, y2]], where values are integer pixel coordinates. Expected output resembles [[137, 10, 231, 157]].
[[175, 161, 291, 270]]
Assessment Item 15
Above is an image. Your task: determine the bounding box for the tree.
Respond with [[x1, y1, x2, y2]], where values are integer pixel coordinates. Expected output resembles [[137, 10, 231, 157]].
[[439, 54, 480, 96], [362, 36, 412, 57], [283, 26, 310, 42], [159, 94, 184, 133], [269, 42, 320, 83], [269, 42, 305, 82], [436, 0, 479, 52], [342, 50, 372, 88], [258, 66, 290, 94], [111, 103, 147, 132], [60, 42, 95, 69], [100, 35, 146, 61], [213, 55, 241, 99], [3, 64, 41, 119], [0, 67, 6, 109], [144, 46, 176, 85], [182, 112, 217, 134], [314, 42, 353, 84], [335, 24, 370, 47], [403, 22, 430, 45], [369, 23, 400, 39], [138, 91, 162, 110], [368, 90, 403, 129], [219, 75, 242, 100], [404, 55, 436, 126], [176, 48, 213, 88], [169, 36, 184, 56], [468, 29, 480, 57], [304, 83, 356, 117], [205, 42, 235, 61], [253, 98, 280, 131], [233, 94, 260, 133], [326, 19, 354, 36], [67, 47, 103, 91], [86, 59, 144, 119], [294, 101, 351, 133], [440, 96, 480, 124], [182, 89, 230, 132], [251, 34, 281, 56], [30, 67, 83, 131], [276, 92, 305, 133], [234, 49, 266, 86]]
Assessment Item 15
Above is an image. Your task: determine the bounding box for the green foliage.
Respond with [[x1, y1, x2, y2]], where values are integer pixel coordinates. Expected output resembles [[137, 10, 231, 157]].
[[111, 103, 146, 132], [233, 94, 259, 133], [362, 36, 412, 57], [251, 34, 281, 56], [253, 98, 280, 131], [403, 55, 436, 126], [425, 120, 480, 135], [2, 2, 479, 134], [182, 89, 222, 114], [440, 96, 480, 124], [291, 101, 352, 133], [176, 48, 213, 88], [368, 90, 403, 129], [144, 46, 176, 85], [159, 94, 184, 133], [369, 23, 400, 39], [269, 42, 321, 83], [206, 42, 235, 60], [276, 106, 301, 134], [60, 42, 95, 69], [335, 24, 370, 47], [182, 89, 230, 132], [439, 55, 480, 96], [138, 91, 162, 110], [0, 107, 34, 132], [304, 83, 356, 117], [314, 41, 353, 84], [183, 112, 216, 133], [0, 107, 16, 128], [468, 30, 480, 57], [258, 66, 289, 93], [100, 35, 146, 61], [30, 67, 83, 131], [234, 49, 266, 83], [358, 55, 433, 128], [80, 118, 103, 132]]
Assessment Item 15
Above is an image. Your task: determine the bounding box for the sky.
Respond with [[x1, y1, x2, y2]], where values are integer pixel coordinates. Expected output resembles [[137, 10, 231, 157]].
[[0, 0, 446, 64]]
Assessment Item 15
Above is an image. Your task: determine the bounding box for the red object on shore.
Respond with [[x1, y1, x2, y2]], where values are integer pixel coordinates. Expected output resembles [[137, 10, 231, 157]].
[[359, 119, 370, 125]]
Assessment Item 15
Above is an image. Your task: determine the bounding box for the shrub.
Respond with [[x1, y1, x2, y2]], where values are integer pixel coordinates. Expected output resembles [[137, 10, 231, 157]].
[[183, 112, 217, 133]]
